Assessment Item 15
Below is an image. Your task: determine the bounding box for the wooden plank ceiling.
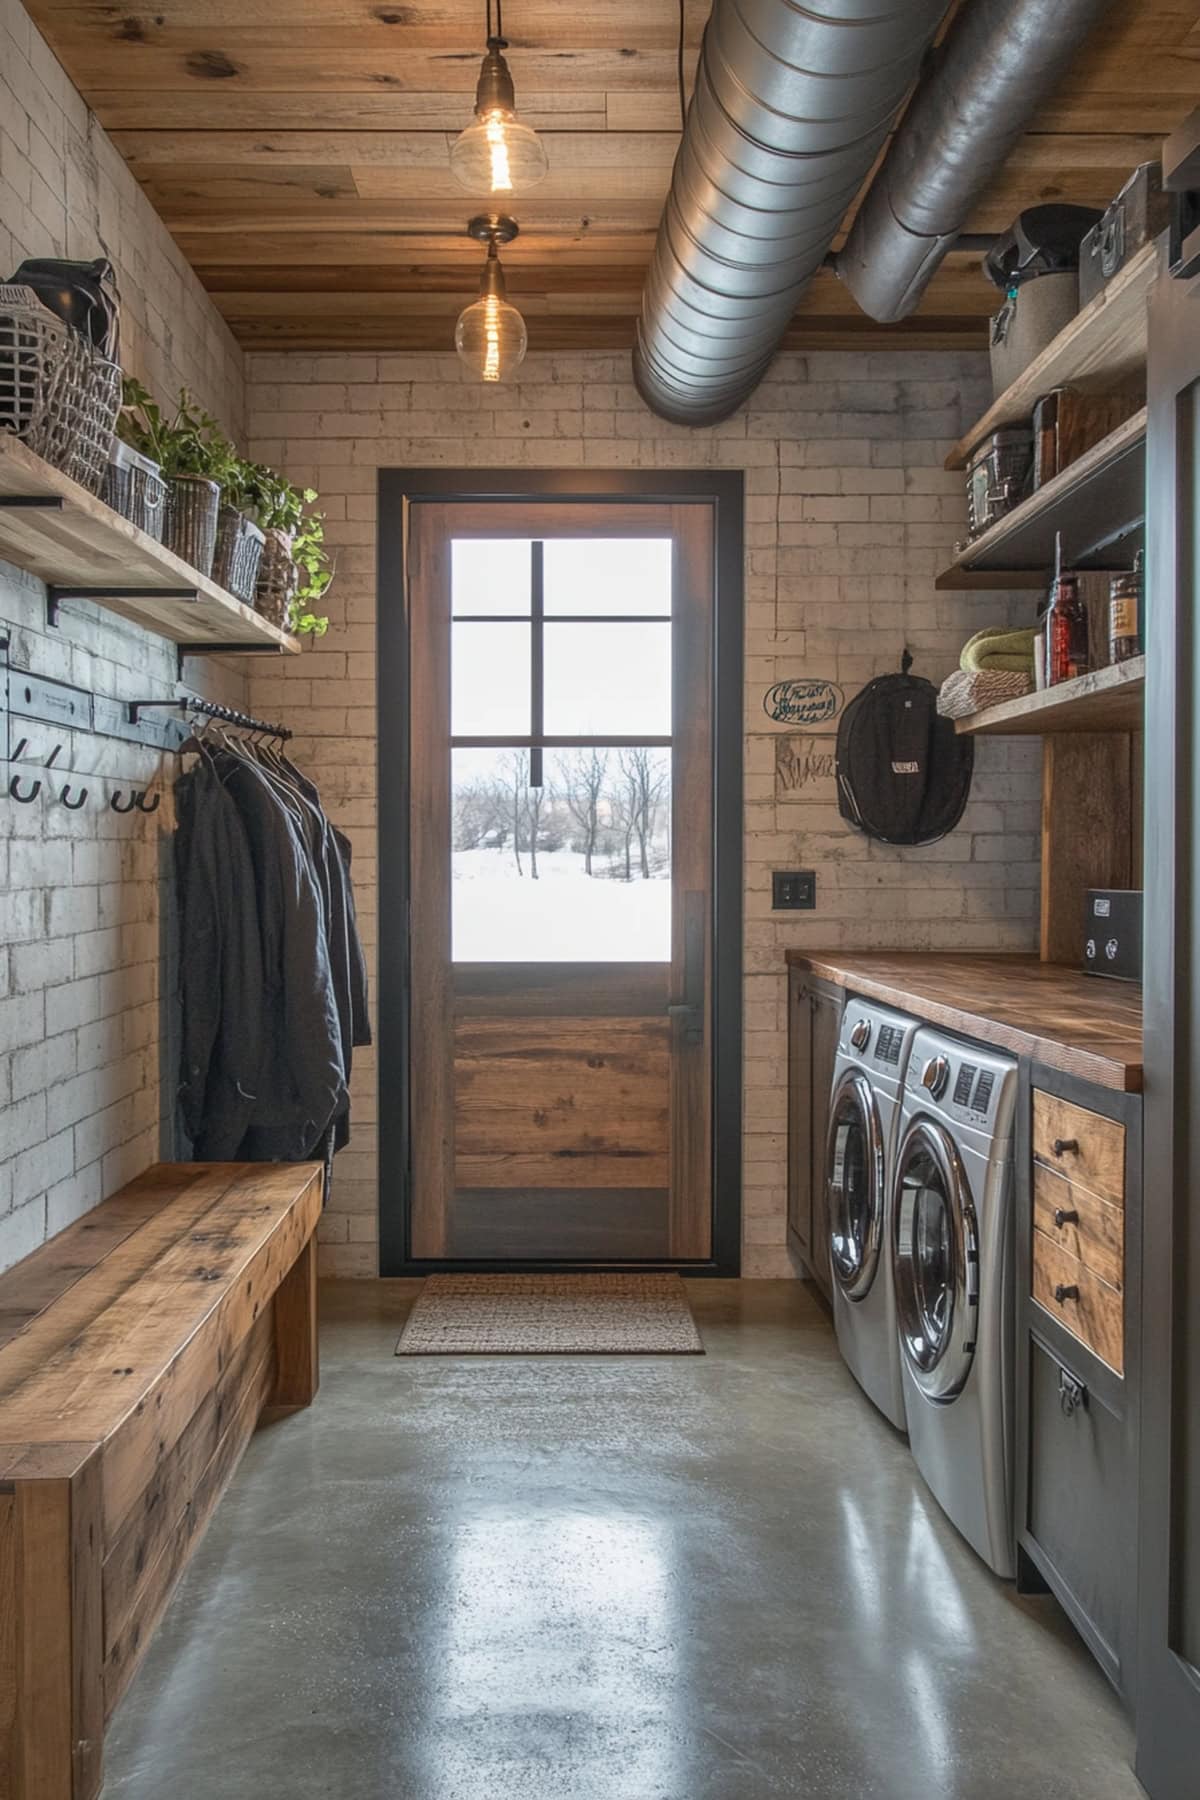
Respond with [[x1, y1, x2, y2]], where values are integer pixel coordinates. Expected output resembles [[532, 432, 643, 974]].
[[24, 0, 1200, 353]]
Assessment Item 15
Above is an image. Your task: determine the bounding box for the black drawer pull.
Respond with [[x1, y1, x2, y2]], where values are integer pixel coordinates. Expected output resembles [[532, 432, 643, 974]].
[[1059, 1369, 1088, 1418], [1054, 1283, 1080, 1304], [1052, 1137, 1080, 1157], [1053, 1208, 1080, 1229]]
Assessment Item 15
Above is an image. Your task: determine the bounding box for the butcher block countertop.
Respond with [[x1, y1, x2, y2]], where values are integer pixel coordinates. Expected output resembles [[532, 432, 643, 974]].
[[785, 952, 1143, 1093]]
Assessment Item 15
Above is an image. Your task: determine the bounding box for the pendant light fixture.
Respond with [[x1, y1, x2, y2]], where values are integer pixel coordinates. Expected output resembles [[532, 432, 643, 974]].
[[450, 0, 549, 196], [455, 215, 528, 383]]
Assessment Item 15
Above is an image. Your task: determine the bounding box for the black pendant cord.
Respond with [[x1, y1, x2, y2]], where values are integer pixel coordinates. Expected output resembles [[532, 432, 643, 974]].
[[487, 0, 506, 48]]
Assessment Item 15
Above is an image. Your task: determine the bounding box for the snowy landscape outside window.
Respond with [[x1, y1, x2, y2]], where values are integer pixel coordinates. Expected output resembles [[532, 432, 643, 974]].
[[450, 537, 673, 962]]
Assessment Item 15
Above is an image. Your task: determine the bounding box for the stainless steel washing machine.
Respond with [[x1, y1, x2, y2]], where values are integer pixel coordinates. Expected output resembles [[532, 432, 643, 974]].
[[826, 999, 921, 1432], [892, 1027, 1019, 1578]]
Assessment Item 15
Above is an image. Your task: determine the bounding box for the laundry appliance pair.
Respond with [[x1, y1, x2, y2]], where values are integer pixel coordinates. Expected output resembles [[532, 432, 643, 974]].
[[825, 999, 1019, 1577]]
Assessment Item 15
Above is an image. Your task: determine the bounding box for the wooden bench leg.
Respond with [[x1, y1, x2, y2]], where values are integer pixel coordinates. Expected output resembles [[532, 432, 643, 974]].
[[0, 1452, 104, 1800], [271, 1231, 319, 1409]]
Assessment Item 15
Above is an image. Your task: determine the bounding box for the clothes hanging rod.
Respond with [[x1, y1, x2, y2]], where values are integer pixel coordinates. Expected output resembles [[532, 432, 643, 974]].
[[126, 697, 292, 742]]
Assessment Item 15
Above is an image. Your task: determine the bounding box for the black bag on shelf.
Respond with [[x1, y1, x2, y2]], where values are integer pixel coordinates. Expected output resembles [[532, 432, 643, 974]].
[[836, 662, 973, 847], [7, 257, 120, 360]]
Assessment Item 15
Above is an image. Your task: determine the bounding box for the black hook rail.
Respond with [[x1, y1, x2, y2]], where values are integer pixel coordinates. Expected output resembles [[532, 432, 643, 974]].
[[126, 697, 292, 743]]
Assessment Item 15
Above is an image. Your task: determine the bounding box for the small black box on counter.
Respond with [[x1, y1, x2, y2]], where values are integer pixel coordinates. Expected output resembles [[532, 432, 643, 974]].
[[1083, 890, 1142, 982]]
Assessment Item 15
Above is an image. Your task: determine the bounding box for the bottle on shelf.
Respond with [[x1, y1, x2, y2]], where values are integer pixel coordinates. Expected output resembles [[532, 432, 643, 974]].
[[1045, 531, 1089, 686], [1108, 550, 1144, 664]]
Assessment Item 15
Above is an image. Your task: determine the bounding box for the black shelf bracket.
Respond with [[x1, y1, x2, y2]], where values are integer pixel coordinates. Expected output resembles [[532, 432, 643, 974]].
[[46, 584, 200, 629], [0, 495, 65, 510], [176, 642, 291, 680]]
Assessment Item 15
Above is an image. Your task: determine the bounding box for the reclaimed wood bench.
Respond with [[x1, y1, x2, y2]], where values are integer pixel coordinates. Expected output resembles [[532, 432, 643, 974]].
[[0, 1161, 323, 1800]]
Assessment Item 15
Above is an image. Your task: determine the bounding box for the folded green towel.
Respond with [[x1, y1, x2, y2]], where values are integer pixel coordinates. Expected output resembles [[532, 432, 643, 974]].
[[960, 626, 1038, 675]]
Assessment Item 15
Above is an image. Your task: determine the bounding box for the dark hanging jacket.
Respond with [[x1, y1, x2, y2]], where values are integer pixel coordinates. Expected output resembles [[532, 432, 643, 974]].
[[175, 761, 265, 1158], [213, 750, 346, 1161]]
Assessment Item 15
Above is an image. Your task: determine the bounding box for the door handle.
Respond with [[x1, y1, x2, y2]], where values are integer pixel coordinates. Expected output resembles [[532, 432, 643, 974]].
[[668, 902, 704, 1045]]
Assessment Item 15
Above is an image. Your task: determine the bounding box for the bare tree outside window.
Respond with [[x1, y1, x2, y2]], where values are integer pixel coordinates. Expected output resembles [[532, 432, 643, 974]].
[[558, 748, 609, 877]]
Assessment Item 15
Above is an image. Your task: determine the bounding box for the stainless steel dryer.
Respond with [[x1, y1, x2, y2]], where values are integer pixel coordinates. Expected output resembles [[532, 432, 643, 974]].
[[826, 999, 921, 1432], [892, 1027, 1019, 1578]]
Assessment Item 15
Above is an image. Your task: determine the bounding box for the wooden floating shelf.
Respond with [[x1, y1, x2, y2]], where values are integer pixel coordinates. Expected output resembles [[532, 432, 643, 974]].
[[937, 408, 1147, 591], [946, 240, 1159, 472], [955, 656, 1145, 737], [0, 435, 299, 655]]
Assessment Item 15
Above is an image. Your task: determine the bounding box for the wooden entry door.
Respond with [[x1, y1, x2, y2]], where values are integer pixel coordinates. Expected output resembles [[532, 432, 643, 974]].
[[407, 500, 714, 1263]]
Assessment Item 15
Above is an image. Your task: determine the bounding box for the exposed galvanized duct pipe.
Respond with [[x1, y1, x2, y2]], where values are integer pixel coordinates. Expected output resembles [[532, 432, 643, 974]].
[[837, 0, 1116, 322], [633, 0, 950, 425]]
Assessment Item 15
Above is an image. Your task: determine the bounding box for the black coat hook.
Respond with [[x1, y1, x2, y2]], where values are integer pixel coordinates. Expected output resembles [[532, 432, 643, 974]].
[[12, 736, 29, 761], [9, 773, 40, 803], [45, 743, 63, 768], [110, 789, 138, 813], [60, 784, 88, 810], [134, 790, 160, 814]]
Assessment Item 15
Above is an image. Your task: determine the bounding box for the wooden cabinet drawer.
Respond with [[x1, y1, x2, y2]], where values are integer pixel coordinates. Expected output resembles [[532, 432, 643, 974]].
[[1032, 1089, 1125, 1207], [1032, 1162, 1124, 1292], [1033, 1229, 1124, 1375]]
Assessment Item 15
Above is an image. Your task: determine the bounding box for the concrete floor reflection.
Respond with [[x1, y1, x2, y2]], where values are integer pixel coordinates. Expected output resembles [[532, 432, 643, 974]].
[[102, 1279, 1143, 1800]]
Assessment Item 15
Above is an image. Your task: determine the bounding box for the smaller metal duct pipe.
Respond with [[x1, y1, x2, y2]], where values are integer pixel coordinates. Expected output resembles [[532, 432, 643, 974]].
[[837, 0, 1117, 323], [634, 0, 950, 425]]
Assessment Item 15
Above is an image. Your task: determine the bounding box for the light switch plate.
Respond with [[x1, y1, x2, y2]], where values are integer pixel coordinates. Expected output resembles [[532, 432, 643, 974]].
[[773, 870, 816, 911]]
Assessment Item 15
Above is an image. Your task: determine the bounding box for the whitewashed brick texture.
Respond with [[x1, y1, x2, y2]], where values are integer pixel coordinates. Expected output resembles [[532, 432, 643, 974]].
[[245, 348, 1040, 1279], [0, 0, 248, 1271]]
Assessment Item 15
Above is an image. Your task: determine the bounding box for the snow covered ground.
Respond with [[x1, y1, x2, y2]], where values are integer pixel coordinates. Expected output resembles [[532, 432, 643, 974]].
[[452, 847, 671, 961]]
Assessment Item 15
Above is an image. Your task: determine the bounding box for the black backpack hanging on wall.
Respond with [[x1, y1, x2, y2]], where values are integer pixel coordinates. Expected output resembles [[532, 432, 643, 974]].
[[836, 656, 973, 846]]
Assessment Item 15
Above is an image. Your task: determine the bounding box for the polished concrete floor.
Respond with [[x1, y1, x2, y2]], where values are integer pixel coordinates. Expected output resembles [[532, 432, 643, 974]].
[[104, 1280, 1144, 1800]]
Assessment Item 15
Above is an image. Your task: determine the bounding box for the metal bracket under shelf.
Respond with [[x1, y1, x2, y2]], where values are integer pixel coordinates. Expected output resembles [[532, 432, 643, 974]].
[[46, 584, 200, 630], [175, 642, 294, 680], [0, 495, 65, 511]]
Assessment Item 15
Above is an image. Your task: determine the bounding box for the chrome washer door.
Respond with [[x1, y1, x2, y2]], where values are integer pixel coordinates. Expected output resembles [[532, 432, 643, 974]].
[[826, 1071, 886, 1301], [892, 1117, 978, 1401]]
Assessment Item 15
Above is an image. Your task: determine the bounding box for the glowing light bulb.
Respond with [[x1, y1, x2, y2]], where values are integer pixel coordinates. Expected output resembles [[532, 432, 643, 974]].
[[449, 41, 549, 196], [455, 240, 527, 383]]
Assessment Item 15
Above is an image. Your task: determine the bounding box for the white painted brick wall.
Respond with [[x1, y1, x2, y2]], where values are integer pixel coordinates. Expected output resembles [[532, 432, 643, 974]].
[[246, 347, 1040, 1279], [0, 0, 247, 1272]]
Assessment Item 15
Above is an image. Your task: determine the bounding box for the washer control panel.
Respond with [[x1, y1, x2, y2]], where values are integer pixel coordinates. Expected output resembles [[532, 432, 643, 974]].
[[874, 1023, 906, 1066], [947, 1058, 996, 1124]]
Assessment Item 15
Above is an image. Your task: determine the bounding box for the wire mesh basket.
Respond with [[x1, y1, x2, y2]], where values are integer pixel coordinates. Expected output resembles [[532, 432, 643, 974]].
[[103, 437, 167, 540], [0, 284, 120, 495], [165, 474, 221, 577], [213, 504, 266, 604], [255, 525, 299, 629]]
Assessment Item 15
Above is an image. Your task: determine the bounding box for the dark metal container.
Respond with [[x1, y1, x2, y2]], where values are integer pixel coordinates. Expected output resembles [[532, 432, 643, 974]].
[[1079, 162, 1170, 307]]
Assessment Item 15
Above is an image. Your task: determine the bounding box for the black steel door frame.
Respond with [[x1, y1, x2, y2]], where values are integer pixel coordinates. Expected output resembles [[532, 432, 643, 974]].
[[376, 468, 744, 1277]]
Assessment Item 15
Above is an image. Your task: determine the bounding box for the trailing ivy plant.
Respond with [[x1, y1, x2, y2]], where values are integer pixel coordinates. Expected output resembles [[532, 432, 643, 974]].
[[242, 464, 331, 636]]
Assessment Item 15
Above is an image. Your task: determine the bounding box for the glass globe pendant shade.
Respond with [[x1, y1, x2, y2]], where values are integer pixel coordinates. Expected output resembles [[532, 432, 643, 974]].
[[450, 108, 549, 197], [455, 244, 527, 383], [450, 41, 549, 196]]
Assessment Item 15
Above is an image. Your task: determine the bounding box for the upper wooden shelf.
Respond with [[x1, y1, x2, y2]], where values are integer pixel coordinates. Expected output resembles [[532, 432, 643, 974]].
[[946, 240, 1159, 472], [0, 435, 299, 655], [954, 655, 1145, 737], [936, 407, 1147, 590]]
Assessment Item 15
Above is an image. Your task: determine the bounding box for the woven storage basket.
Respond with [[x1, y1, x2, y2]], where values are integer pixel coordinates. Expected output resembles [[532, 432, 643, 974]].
[[213, 505, 266, 604], [256, 526, 299, 629], [165, 474, 221, 577], [103, 438, 167, 541], [0, 283, 120, 495]]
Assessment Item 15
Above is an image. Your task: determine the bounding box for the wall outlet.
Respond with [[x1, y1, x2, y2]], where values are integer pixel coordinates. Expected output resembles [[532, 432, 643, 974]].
[[773, 870, 816, 911]]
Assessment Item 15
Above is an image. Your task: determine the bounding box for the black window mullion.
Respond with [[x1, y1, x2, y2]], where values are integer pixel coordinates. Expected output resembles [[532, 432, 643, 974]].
[[530, 539, 544, 787]]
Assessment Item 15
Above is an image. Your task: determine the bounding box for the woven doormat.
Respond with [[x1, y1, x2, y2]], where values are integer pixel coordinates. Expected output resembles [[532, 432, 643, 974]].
[[395, 1273, 704, 1356]]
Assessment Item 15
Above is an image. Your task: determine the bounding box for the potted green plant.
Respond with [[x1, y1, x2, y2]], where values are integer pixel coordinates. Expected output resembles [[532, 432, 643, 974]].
[[244, 467, 331, 636], [118, 380, 234, 578]]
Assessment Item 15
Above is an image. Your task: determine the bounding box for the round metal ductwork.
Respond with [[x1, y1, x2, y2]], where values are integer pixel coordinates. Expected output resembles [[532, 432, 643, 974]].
[[633, 0, 950, 425], [837, 0, 1118, 323]]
